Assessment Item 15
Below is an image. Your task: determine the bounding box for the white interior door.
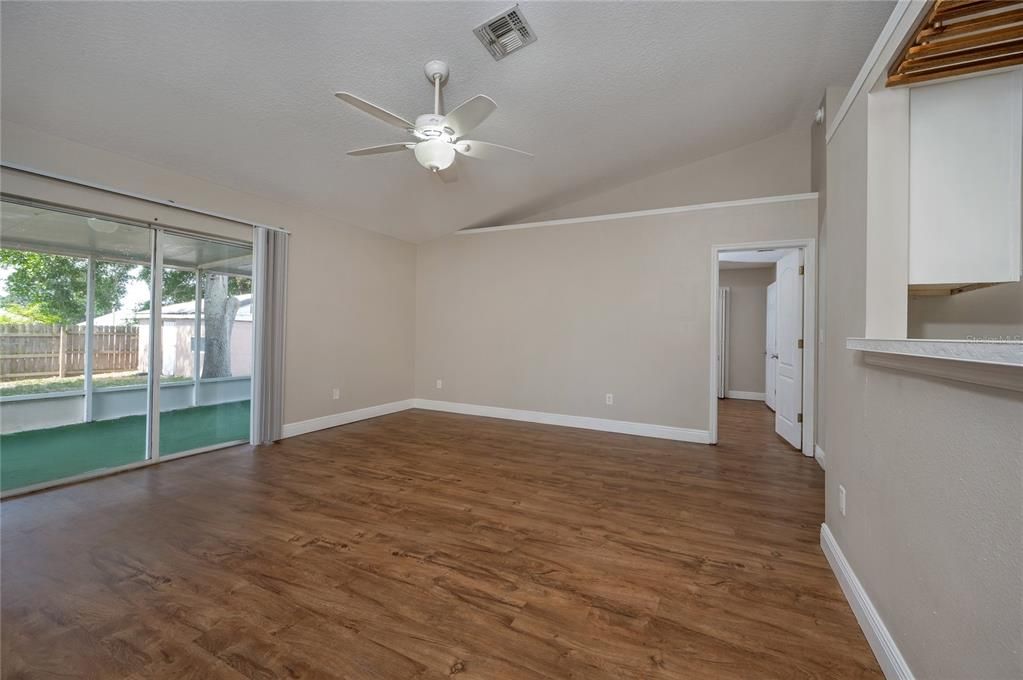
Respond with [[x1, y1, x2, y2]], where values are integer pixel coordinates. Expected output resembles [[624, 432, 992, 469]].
[[774, 250, 803, 449], [765, 282, 778, 411]]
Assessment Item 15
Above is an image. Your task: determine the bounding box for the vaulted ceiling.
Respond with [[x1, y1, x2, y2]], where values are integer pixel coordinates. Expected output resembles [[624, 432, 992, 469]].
[[1, 1, 893, 242]]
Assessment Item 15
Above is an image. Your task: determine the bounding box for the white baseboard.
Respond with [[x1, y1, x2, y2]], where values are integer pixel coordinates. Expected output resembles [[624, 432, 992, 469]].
[[725, 390, 766, 401], [282, 399, 414, 439], [280, 397, 712, 445], [815, 444, 826, 470], [820, 524, 914, 680], [412, 399, 711, 444]]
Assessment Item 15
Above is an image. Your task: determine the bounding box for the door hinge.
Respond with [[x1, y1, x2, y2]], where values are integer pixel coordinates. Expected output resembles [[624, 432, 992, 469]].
[[798, 265, 805, 275], [797, 413, 803, 423], [797, 339, 804, 349]]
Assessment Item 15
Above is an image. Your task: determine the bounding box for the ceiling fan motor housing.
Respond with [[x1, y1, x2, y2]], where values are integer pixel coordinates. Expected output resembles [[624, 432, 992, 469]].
[[414, 114, 454, 140]]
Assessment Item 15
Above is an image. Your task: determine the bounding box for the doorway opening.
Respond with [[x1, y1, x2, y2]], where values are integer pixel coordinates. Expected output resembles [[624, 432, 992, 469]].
[[710, 239, 816, 456]]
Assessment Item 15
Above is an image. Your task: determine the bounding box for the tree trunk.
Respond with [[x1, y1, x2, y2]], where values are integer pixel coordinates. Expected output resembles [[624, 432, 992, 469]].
[[201, 273, 239, 379]]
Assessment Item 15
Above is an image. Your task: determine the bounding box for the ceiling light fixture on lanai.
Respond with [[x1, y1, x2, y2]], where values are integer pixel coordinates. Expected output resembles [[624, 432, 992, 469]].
[[86, 217, 119, 234], [334, 60, 533, 181]]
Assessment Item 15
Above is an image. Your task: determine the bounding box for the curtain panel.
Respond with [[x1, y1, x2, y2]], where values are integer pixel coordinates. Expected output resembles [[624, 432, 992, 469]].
[[250, 226, 288, 444]]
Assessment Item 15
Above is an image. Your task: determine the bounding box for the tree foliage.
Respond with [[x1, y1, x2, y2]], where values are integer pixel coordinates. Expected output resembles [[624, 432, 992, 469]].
[[1, 247, 252, 379], [0, 249, 136, 325], [134, 268, 251, 308]]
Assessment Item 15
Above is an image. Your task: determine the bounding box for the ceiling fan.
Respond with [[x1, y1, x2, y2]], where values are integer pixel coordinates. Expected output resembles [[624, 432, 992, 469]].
[[335, 60, 532, 178]]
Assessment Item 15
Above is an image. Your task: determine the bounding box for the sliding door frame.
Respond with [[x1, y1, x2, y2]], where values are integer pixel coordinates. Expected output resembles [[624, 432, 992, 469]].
[[146, 229, 163, 461], [0, 195, 253, 498], [83, 256, 96, 421]]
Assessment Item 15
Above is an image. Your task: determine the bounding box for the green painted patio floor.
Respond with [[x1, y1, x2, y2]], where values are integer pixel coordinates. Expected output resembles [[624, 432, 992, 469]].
[[0, 401, 249, 492]]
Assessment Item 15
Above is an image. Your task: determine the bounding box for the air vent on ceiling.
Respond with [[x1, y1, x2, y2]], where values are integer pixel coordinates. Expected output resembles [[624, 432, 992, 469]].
[[474, 5, 537, 61]]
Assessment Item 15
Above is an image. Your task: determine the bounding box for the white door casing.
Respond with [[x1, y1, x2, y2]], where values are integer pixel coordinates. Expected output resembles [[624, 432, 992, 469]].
[[708, 237, 815, 457], [765, 281, 778, 411], [717, 287, 729, 399], [775, 249, 803, 449]]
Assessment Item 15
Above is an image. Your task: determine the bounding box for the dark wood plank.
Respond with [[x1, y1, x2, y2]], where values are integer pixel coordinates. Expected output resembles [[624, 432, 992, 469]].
[[888, 52, 1023, 84], [900, 35, 1023, 71], [908, 24, 1023, 58], [887, 0, 1023, 85], [933, 0, 1018, 22], [918, 6, 1023, 39], [1, 400, 881, 678]]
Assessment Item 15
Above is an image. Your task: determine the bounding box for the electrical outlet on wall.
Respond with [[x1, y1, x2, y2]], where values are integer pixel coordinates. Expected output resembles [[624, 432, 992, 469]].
[[435, 379, 443, 389], [332, 388, 340, 400], [605, 393, 614, 405], [838, 484, 847, 516]]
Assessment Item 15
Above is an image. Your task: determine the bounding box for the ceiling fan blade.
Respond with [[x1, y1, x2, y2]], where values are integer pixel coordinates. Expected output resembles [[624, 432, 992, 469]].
[[443, 95, 497, 138], [335, 92, 414, 130], [347, 143, 412, 156], [455, 140, 533, 160]]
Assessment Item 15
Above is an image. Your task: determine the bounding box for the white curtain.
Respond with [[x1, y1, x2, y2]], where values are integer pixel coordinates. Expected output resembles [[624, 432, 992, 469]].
[[250, 226, 288, 444], [717, 287, 730, 399]]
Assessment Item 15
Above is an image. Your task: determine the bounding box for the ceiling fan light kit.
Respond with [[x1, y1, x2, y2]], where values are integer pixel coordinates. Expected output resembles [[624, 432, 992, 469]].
[[335, 60, 532, 175], [415, 138, 456, 172]]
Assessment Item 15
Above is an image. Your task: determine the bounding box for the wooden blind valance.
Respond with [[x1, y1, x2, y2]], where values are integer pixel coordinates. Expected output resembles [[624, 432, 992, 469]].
[[888, 0, 1023, 86]]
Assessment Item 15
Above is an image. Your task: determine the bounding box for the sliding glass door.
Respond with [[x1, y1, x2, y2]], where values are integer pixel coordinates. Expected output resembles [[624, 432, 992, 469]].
[[0, 199, 253, 494], [0, 202, 153, 490], [157, 233, 251, 456]]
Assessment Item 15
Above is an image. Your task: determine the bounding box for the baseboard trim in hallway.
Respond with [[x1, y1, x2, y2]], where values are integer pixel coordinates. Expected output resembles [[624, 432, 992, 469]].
[[821, 523, 914, 680], [413, 398, 712, 443], [725, 390, 766, 401]]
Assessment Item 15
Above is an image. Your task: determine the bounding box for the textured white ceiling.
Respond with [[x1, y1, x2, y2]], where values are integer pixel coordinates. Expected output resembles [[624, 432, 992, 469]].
[[1, 1, 892, 242]]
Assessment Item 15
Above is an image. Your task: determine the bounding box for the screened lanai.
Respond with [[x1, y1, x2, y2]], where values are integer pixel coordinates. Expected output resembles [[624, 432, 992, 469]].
[[0, 198, 253, 493]]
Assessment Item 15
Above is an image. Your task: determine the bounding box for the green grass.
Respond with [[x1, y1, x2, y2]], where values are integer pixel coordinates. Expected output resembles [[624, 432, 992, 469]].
[[0, 400, 249, 491], [0, 372, 192, 397]]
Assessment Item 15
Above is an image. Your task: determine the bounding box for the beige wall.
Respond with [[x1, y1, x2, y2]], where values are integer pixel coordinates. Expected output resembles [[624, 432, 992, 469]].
[[823, 75, 1023, 678], [1, 121, 417, 425], [416, 198, 816, 431], [511, 128, 810, 224], [719, 267, 774, 395], [908, 280, 1023, 341]]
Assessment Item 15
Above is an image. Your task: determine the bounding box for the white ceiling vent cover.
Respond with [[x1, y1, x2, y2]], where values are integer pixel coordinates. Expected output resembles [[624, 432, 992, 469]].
[[474, 5, 537, 61]]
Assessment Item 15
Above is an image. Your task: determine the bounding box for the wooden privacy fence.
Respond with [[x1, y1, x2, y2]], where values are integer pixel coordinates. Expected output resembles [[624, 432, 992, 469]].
[[0, 324, 140, 380]]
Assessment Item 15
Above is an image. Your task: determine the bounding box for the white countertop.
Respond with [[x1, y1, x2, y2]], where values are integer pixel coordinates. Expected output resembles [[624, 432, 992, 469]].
[[846, 338, 1023, 366], [846, 338, 1023, 392]]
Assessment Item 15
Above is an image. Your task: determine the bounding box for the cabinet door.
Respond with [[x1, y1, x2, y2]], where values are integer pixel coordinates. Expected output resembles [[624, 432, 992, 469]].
[[909, 69, 1022, 285]]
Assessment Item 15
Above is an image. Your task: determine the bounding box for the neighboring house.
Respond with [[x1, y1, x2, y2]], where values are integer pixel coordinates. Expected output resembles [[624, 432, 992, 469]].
[[133, 295, 252, 378], [86, 308, 137, 327]]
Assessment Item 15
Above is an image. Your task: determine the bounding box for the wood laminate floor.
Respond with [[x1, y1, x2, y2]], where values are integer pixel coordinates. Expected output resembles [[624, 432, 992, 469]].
[[1, 399, 881, 679]]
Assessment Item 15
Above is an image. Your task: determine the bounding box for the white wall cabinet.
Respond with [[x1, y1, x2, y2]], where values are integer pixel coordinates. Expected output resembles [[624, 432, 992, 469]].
[[909, 69, 1023, 287]]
